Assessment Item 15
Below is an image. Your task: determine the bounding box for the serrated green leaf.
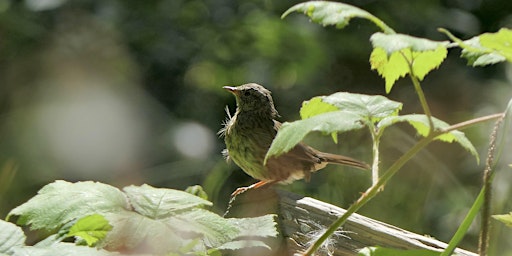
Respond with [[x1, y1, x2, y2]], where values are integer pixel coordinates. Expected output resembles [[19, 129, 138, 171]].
[[266, 111, 364, 160], [370, 47, 409, 93], [493, 212, 512, 227], [412, 46, 448, 80], [67, 214, 112, 246], [300, 97, 338, 119], [103, 210, 184, 253], [228, 215, 277, 238], [322, 92, 403, 123], [358, 246, 439, 256], [370, 33, 448, 92], [215, 240, 270, 251], [282, 1, 393, 33], [480, 28, 512, 62], [456, 29, 512, 66], [170, 209, 239, 248], [123, 184, 212, 219], [12, 243, 118, 256], [378, 114, 479, 162], [7, 180, 129, 231], [0, 220, 25, 255]]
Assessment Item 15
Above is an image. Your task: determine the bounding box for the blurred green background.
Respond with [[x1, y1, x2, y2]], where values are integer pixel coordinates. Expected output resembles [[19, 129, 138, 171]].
[[1, 0, 511, 254]]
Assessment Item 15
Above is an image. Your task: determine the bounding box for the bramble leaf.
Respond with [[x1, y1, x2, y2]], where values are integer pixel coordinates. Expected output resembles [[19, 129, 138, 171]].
[[67, 214, 112, 247], [0, 220, 25, 255], [458, 28, 512, 66], [370, 33, 448, 93], [322, 92, 402, 123], [266, 111, 364, 159], [123, 184, 212, 219], [7, 180, 129, 231], [282, 1, 394, 33], [12, 243, 117, 256], [267, 92, 402, 159], [300, 97, 338, 119], [378, 114, 479, 162]]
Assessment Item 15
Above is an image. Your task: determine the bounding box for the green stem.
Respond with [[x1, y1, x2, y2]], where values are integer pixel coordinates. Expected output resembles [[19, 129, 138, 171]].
[[440, 188, 485, 256], [407, 57, 435, 132], [302, 112, 503, 256], [303, 135, 434, 256]]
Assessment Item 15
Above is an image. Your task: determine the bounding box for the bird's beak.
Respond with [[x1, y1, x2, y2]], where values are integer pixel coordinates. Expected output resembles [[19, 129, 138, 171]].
[[223, 86, 239, 95]]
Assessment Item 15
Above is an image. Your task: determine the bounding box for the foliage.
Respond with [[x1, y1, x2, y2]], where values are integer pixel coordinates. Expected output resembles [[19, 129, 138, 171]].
[[277, 1, 511, 255], [5, 181, 277, 255]]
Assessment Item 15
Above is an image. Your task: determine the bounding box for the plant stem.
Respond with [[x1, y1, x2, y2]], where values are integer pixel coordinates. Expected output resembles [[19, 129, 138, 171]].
[[479, 117, 503, 255], [303, 135, 434, 256], [440, 187, 485, 256], [408, 62, 435, 132], [302, 112, 503, 256]]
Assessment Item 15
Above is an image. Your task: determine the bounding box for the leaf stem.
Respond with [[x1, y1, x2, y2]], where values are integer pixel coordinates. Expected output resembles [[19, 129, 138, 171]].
[[406, 55, 435, 133]]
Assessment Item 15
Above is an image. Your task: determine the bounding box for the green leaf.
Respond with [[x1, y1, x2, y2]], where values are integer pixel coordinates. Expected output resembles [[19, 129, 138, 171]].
[[493, 212, 512, 227], [480, 28, 512, 62], [7, 180, 129, 231], [358, 246, 439, 256], [227, 215, 277, 238], [460, 37, 507, 66], [321, 92, 403, 123], [0, 220, 26, 255], [282, 1, 394, 33], [268, 92, 402, 160], [103, 210, 185, 253], [370, 33, 448, 93], [12, 243, 118, 256], [371, 32, 449, 53], [169, 209, 240, 248], [370, 47, 409, 93], [185, 185, 209, 201], [215, 240, 270, 251], [66, 214, 112, 246], [123, 184, 212, 219], [266, 111, 364, 159], [300, 97, 338, 119], [378, 114, 479, 162]]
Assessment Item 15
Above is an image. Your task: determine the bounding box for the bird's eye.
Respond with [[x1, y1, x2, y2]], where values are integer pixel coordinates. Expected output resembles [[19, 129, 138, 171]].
[[243, 91, 251, 96]]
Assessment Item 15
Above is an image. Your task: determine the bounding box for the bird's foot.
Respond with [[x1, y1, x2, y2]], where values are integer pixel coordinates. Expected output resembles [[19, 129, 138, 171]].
[[231, 186, 251, 197]]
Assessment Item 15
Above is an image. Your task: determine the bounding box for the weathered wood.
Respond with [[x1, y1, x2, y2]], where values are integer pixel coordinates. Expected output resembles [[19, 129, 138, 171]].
[[227, 188, 478, 256], [278, 190, 477, 256]]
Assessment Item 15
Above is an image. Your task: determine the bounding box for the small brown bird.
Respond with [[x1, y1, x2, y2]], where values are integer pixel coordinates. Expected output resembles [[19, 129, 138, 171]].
[[220, 83, 369, 196]]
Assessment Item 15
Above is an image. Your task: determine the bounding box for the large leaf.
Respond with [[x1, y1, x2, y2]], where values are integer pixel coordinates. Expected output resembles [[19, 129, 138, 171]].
[[266, 111, 364, 160], [321, 92, 403, 123], [459, 28, 512, 66], [268, 92, 402, 159], [370, 33, 449, 93], [282, 1, 394, 33], [102, 211, 184, 253], [378, 114, 479, 162], [0, 220, 25, 255], [123, 184, 212, 219], [12, 243, 118, 256], [7, 180, 129, 231]]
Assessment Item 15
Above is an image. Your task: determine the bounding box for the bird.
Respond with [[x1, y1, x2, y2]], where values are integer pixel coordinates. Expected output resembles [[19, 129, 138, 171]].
[[220, 83, 369, 196]]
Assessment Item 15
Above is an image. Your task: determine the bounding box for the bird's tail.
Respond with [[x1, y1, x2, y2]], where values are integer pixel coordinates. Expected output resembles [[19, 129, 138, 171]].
[[316, 152, 370, 170]]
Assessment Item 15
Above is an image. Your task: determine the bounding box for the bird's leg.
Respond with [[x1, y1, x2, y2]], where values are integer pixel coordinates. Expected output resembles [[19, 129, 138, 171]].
[[231, 180, 275, 197]]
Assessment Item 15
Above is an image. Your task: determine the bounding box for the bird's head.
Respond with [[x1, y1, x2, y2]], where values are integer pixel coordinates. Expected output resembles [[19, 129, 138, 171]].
[[223, 83, 279, 117]]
